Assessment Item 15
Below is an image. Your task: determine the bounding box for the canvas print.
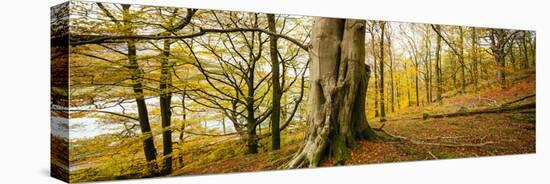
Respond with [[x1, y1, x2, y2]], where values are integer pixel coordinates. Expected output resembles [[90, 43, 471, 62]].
[[51, 1, 536, 182]]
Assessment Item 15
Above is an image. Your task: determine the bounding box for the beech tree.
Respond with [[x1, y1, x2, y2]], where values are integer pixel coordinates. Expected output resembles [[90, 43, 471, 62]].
[[286, 18, 377, 168], [60, 2, 536, 180], [379, 21, 387, 120], [267, 13, 281, 150], [487, 29, 519, 88]]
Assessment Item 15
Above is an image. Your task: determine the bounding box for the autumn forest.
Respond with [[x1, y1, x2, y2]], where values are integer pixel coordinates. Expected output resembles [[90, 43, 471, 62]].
[[50, 1, 536, 182]]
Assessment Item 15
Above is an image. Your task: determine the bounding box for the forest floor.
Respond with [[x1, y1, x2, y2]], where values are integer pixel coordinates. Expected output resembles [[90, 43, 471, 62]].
[[174, 68, 536, 176]]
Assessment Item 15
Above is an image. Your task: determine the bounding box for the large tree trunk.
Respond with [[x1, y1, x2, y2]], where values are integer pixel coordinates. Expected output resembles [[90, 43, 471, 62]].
[[159, 39, 173, 175], [286, 18, 377, 168], [267, 14, 281, 150], [123, 5, 159, 175]]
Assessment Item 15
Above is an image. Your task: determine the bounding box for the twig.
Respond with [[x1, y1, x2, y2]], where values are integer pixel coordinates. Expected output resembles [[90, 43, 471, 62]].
[[428, 151, 438, 160], [419, 136, 468, 141]]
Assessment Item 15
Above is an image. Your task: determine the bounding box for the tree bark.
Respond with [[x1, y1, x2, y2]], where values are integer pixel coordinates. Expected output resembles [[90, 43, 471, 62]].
[[459, 27, 466, 94], [123, 5, 159, 175], [159, 39, 173, 175], [434, 25, 442, 102], [370, 28, 380, 117], [379, 21, 387, 121], [424, 28, 432, 103], [286, 18, 377, 168], [521, 31, 530, 69], [471, 27, 479, 91], [388, 32, 395, 113], [267, 14, 281, 150], [178, 93, 186, 168], [246, 58, 258, 154]]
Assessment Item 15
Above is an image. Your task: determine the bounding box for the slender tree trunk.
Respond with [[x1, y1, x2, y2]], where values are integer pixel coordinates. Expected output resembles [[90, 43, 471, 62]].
[[451, 54, 457, 89], [267, 14, 281, 150], [459, 27, 466, 94], [128, 40, 159, 175], [529, 32, 536, 66], [424, 27, 432, 103], [496, 53, 506, 88], [286, 18, 377, 168], [370, 30, 379, 117], [396, 72, 401, 110], [435, 25, 442, 101], [509, 42, 517, 70], [491, 30, 508, 89], [471, 27, 479, 91], [159, 39, 173, 175], [521, 32, 530, 69], [415, 61, 419, 107], [405, 63, 412, 106], [123, 5, 159, 175], [379, 21, 386, 121], [246, 65, 258, 154], [388, 34, 395, 113], [222, 114, 226, 134], [178, 93, 186, 169]]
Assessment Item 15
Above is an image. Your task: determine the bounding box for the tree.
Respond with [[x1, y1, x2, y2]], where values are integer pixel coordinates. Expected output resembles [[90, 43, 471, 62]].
[[423, 25, 433, 103], [487, 29, 518, 88], [431, 25, 466, 94], [267, 14, 281, 150], [286, 18, 377, 168], [434, 25, 443, 102], [367, 22, 380, 117], [387, 27, 395, 112], [470, 27, 479, 91], [159, 39, 173, 175], [122, 4, 160, 175], [402, 24, 421, 106], [154, 8, 195, 175], [379, 21, 387, 121], [458, 27, 466, 94], [182, 12, 308, 154]]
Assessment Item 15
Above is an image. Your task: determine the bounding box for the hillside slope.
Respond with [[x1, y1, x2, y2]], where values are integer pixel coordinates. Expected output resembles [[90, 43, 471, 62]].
[[175, 68, 536, 175]]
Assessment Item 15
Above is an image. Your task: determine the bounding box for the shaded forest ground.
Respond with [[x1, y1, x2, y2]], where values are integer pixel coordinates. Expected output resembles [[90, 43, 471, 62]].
[[173, 67, 535, 175]]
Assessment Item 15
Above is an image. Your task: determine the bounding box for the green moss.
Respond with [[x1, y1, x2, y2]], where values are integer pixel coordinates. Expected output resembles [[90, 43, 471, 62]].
[[422, 113, 430, 120], [311, 150, 323, 167], [331, 134, 351, 164]]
